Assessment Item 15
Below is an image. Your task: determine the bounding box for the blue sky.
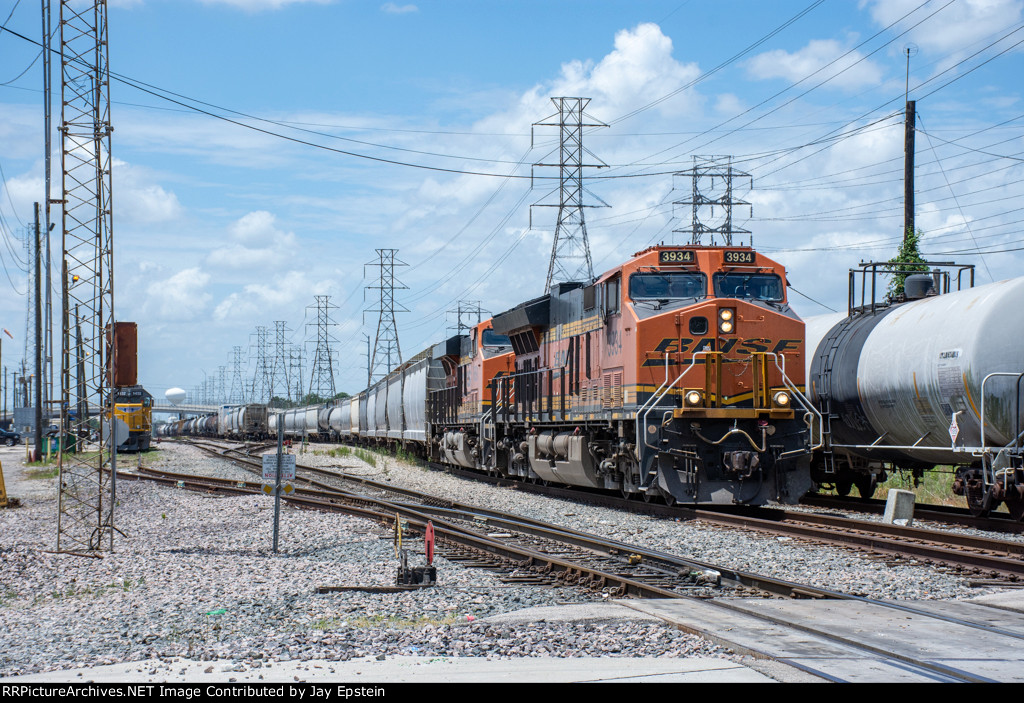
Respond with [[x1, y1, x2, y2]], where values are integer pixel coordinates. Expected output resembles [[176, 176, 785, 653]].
[[2, 0, 1024, 405]]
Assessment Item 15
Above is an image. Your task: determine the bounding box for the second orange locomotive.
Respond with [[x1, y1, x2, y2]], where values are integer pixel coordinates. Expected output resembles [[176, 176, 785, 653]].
[[427, 244, 818, 506]]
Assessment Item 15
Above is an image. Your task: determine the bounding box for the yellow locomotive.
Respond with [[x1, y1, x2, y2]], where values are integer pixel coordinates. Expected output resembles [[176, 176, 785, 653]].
[[113, 385, 153, 452]]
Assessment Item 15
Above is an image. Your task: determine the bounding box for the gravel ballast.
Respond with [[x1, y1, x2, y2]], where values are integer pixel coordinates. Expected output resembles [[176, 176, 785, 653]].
[[1, 440, 1017, 677], [0, 443, 723, 677]]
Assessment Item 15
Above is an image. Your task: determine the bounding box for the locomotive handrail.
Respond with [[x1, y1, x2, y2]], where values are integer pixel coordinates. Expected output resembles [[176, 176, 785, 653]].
[[636, 352, 702, 455], [765, 352, 824, 457]]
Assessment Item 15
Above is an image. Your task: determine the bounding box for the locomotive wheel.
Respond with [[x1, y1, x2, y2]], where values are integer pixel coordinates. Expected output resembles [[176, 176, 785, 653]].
[[966, 482, 994, 518], [855, 475, 877, 499], [642, 489, 655, 503]]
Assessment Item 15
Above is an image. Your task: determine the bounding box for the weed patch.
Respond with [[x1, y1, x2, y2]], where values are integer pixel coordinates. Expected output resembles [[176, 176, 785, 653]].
[[25, 466, 60, 480]]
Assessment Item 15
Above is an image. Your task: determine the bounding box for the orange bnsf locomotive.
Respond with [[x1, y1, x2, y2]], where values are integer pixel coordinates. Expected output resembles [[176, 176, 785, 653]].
[[426, 244, 819, 506]]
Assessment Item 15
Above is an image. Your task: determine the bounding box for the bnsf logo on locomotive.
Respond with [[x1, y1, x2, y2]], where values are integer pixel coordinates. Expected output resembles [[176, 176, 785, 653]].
[[643, 337, 801, 364]]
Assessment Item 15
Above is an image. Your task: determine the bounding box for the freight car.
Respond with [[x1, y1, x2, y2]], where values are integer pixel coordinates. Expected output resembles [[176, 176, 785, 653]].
[[805, 262, 1024, 518], [174, 244, 819, 507]]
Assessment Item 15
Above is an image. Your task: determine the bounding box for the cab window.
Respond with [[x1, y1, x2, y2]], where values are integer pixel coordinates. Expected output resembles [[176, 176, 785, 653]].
[[629, 273, 707, 300], [482, 329, 511, 348], [712, 273, 784, 301]]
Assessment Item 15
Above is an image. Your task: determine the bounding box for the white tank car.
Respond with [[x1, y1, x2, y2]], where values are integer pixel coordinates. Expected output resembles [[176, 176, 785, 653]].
[[806, 276, 1024, 513]]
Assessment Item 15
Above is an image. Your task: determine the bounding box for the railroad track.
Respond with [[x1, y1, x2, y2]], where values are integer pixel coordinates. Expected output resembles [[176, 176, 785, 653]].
[[803, 492, 1024, 535], [143, 438, 1024, 682], [175, 437, 1024, 582], [418, 458, 1024, 583]]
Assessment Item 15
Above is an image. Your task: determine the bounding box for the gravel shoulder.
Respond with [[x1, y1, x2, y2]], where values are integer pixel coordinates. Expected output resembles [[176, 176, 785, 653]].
[[0, 443, 724, 677]]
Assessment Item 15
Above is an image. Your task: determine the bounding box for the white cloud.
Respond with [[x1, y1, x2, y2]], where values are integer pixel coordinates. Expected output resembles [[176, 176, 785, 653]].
[[867, 0, 1024, 56], [144, 267, 211, 321], [746, 39, 884, 90], [381, 3, 417, 14], [114, 159, 183, 225], [213, 270, 335, 321], [550, 23, 701, 118], [208, 211, 297, 270]]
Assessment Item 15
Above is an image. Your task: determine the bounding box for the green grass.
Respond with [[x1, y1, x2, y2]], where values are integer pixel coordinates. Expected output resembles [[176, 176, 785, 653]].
[[24, 466, 60, 479], [820, 466, 1011, 513], [874, 467, 959, 506]]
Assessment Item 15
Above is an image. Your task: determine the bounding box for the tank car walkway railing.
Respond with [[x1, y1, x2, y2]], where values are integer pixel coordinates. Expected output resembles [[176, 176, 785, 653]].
[[828, 371, 1024, 462]]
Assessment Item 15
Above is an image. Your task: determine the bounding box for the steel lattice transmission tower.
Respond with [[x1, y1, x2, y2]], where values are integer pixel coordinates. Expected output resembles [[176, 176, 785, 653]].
[[446, 300, 483, 336], [307, 295, 337, 399], [672, 156, 752, 246], [56, 0, 117, 554], [229, 345, 246, 404], [287, 345, 303, 403], [532, 97, 608, 290], [364, 249, 407, 385], [250, 326, 271, 404], [269, 321, 290, 405]]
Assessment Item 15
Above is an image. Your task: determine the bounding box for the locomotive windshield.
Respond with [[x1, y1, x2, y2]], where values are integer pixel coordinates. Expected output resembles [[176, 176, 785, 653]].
[[628, 273, 707, 301], [713, 273, 784, 301], [482, 329, 511, 348]]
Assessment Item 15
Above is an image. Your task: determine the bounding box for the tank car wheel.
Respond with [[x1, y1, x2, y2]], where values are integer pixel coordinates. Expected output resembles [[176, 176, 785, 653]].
[[1003, 492, 1024, 522], [966, 482, 994, 518], [855, 475, 877, 499], [835, 480, 852, 497]]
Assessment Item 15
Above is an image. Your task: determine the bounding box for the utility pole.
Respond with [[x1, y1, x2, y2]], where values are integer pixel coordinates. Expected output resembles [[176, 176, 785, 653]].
[[532, 97, 608, 290], [34, 204, 43, 462], [904, 44, 918, 245], [364, 249, 407, 385], [42, 0, 55, 415], [363, 333, 371, 389], [904, 101, 916, 243]]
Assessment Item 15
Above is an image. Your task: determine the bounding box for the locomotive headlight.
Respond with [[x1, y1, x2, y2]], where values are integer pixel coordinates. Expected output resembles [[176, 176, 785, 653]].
[[772, 390, 791, 408], [718, 308, 736, 334], [685, 390, 704, 407]]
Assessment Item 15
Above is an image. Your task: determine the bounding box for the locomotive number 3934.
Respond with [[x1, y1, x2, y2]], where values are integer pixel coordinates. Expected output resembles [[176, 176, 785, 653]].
[[724, 251, 755, 264]]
